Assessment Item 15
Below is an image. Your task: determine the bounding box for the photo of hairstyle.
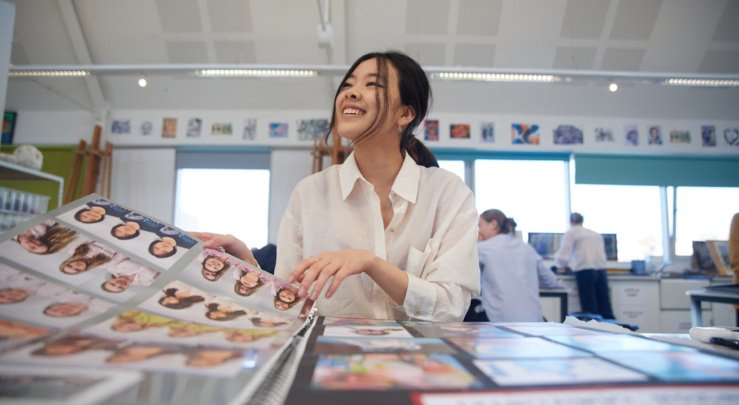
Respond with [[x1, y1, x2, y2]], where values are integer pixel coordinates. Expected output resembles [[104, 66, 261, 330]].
[[110, 221, 141, 240], [158, 287, 206, 309], [58, 242, 114, 275], [205, 302, 246, 322], [185, 347, 244, 368], [100, 274, 136, 293], [233, 269, 265, 296], [15, 221, 77, 255], [73, 206, 106, 224], [201, 255, 230, 282], [148, 237, 177, 258], [31, 334, 119, 357], [42, 302, 88, 318], [273, 287, 299, 311]]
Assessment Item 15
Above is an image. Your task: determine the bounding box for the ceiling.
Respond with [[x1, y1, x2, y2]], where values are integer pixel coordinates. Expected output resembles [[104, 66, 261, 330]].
[[5, 0, 739, 113]]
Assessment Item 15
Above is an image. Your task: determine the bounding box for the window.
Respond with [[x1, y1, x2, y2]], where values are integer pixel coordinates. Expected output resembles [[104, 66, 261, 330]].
[[571, 184, 663, 262], [438, 160, 465, 183], [474, 159, 568, 240], [174, 151, 271, 249], [674, 186, 739, 256]]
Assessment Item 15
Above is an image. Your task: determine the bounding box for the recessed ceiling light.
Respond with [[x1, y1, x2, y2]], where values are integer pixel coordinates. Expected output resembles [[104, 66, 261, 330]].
[[137, 77, 148, 87], [608, 82, 618, 92]]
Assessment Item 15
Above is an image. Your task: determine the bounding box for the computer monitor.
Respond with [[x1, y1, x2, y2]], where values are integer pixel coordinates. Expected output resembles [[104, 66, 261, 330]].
[[527, 232, 618, 261]]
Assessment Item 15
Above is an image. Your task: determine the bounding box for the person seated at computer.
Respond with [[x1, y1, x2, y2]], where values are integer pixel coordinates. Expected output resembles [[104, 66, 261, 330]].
[[477, 209, 561, 322]]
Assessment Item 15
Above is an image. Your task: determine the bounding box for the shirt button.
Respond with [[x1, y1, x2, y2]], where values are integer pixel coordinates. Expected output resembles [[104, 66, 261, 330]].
[[389, 228, 395, 233]]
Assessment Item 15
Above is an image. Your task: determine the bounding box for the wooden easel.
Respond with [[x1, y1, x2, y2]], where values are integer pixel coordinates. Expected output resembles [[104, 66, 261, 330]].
[[311, 133, 352, 173], [63, 125, 113, 203]]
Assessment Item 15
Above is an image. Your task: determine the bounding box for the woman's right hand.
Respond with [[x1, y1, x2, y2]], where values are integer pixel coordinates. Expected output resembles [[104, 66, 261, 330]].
[[189, 232, 258, 267]]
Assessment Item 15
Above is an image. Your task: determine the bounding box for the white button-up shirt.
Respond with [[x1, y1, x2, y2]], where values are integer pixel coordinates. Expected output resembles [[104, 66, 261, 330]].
[[275, 152, 480, 321], [555, 225, 608, 272]]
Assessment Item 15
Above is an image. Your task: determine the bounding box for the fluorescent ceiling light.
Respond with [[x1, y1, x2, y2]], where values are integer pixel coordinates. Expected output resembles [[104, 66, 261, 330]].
[[9, 69, 90, 77], [663, 78, 739, 87], [431, 72, 560, 83], [197, 68, 318, 78]]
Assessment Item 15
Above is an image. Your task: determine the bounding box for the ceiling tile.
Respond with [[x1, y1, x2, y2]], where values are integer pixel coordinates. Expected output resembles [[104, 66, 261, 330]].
[[554, 46, 597, 70], [711, 0, 739, 43], [456, 0, 502, 36], [610, 0, 661, 41], [453, 44, 495, 67], [405, 43, 447, 65], [156, 0, 203, 33], [699, 50, 739, 73], [166, 41, 208, 63], [561, 0, 609, 39], [406, 0, 450, 35], [207, 0, 252, 32], [601, 48, 645, 71], [214, 41, 256, 63]]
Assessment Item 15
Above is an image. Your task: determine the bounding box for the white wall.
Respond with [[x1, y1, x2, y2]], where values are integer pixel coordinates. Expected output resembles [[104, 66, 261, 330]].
[[0, 1, 14, 116], [110, 148, 176, 224]]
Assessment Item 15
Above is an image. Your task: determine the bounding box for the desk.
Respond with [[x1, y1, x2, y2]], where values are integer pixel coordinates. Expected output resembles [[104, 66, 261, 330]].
[[687, 284, 739, 326], [540, 288, 568, 322]]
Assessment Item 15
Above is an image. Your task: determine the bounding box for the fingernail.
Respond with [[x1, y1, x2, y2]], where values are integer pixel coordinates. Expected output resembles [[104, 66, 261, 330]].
[[298, 287, 306, 297]]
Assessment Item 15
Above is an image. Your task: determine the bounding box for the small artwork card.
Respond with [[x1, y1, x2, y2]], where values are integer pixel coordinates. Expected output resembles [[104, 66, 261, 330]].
[[313, 336, 451, 354], [449, 337, 590, 359], [553, 124, 583, 145], [322, 324, 413, 338], [269, 122, 288, 139], [511, 123, 539, 145], [311, 353, 482, 390], [474, 357, 648, 386], [423, 119, 439, 141]]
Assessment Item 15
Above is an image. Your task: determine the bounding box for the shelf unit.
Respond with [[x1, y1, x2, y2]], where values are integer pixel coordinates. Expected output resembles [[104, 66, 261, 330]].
[[0, 159, 64, 209]]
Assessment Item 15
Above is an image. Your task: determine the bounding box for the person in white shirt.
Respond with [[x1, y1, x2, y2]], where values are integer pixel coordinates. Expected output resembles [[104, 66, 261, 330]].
[[192, 51, 480, 321], [555, 212, 615, 319], [477, 209, 561, 322]]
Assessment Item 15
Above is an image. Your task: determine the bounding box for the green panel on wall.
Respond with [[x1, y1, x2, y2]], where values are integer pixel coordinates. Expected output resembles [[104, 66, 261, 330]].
[[0, 145, 86, 210], [575, 154, 739, 187]]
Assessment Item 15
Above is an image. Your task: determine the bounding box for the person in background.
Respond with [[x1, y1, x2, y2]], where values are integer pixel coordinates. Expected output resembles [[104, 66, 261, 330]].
[[729, 212, 739, 324], [191, 51, 479, 321], [477, 209, 561, 322], [555, 212, 615, 320]]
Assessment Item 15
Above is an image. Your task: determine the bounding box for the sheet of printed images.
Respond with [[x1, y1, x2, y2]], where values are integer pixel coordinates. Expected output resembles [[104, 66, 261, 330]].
[[282, 317, 739, 405], [0, 194, 314, 403]]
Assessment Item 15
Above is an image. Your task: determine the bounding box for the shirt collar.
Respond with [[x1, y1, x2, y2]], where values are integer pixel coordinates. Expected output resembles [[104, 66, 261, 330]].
[[338, 152, 420, 203]]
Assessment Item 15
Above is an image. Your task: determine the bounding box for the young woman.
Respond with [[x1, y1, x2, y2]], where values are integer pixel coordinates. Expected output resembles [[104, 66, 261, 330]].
[[477, 209, 561, 322], [192, 51, 479, 321]]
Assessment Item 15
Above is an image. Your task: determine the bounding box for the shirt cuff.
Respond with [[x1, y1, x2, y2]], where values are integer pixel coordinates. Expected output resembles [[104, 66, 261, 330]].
[[400, 273, 437, 320]]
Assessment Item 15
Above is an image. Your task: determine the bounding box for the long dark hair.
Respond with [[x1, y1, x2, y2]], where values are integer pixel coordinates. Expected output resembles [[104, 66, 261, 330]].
[[327, 51, 438, 168], [480, 209, 517, 235]]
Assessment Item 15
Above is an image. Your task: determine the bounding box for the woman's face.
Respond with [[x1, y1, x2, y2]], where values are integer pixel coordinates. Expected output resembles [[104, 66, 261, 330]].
[[79, 209, 104, 223], [112, 320, 144, 332], [204, 257, 225, 273], [160, 296, 180, 306], [62, 259, 88, 274], [104, 275, 133, 292], [44, 302, 87, 317], [239, 271, 259, 288], [188, 350, 238, 367], [278, 289, 296, 303], [18, 235, 48, 254], [334, 58, 403, 142], [113, 223, 138, 238], [0, 288, 29, 304], [477, 218, 498, 241], [152, 241, 174, 257]]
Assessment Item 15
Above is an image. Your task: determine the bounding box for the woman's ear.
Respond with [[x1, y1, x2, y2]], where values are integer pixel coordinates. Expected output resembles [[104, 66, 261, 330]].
[[397, 105, 415, 127]]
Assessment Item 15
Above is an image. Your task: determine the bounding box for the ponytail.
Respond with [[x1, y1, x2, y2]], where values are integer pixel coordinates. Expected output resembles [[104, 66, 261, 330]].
[[402, 134, 438, 168]]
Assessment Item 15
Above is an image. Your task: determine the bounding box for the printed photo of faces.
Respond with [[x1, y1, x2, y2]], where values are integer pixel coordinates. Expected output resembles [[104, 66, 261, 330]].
[[180, 248, 309, 319], [138, 280, 294, 331], [0, 332, 257, 377], [0, 263, 115, 329], [0, 317, 53, 352], [0, 224, 160, 303], [55, 198, 198, 271], [83, 309, 287, 350]]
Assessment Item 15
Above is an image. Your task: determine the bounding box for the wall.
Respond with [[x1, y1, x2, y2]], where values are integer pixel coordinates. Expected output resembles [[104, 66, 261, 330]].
[[0, 1, 14, 116]]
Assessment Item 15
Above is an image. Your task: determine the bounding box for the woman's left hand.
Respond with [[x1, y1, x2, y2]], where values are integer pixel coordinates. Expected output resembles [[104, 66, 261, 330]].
[[288, 249, 377, 300]]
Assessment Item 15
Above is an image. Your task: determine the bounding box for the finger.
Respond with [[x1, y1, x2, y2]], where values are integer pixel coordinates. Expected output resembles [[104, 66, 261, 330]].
[[288, 256, 317, 284], [298, 263, 323, 298], [325, 271, 348, 299], [309, 262, 338, 301]]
